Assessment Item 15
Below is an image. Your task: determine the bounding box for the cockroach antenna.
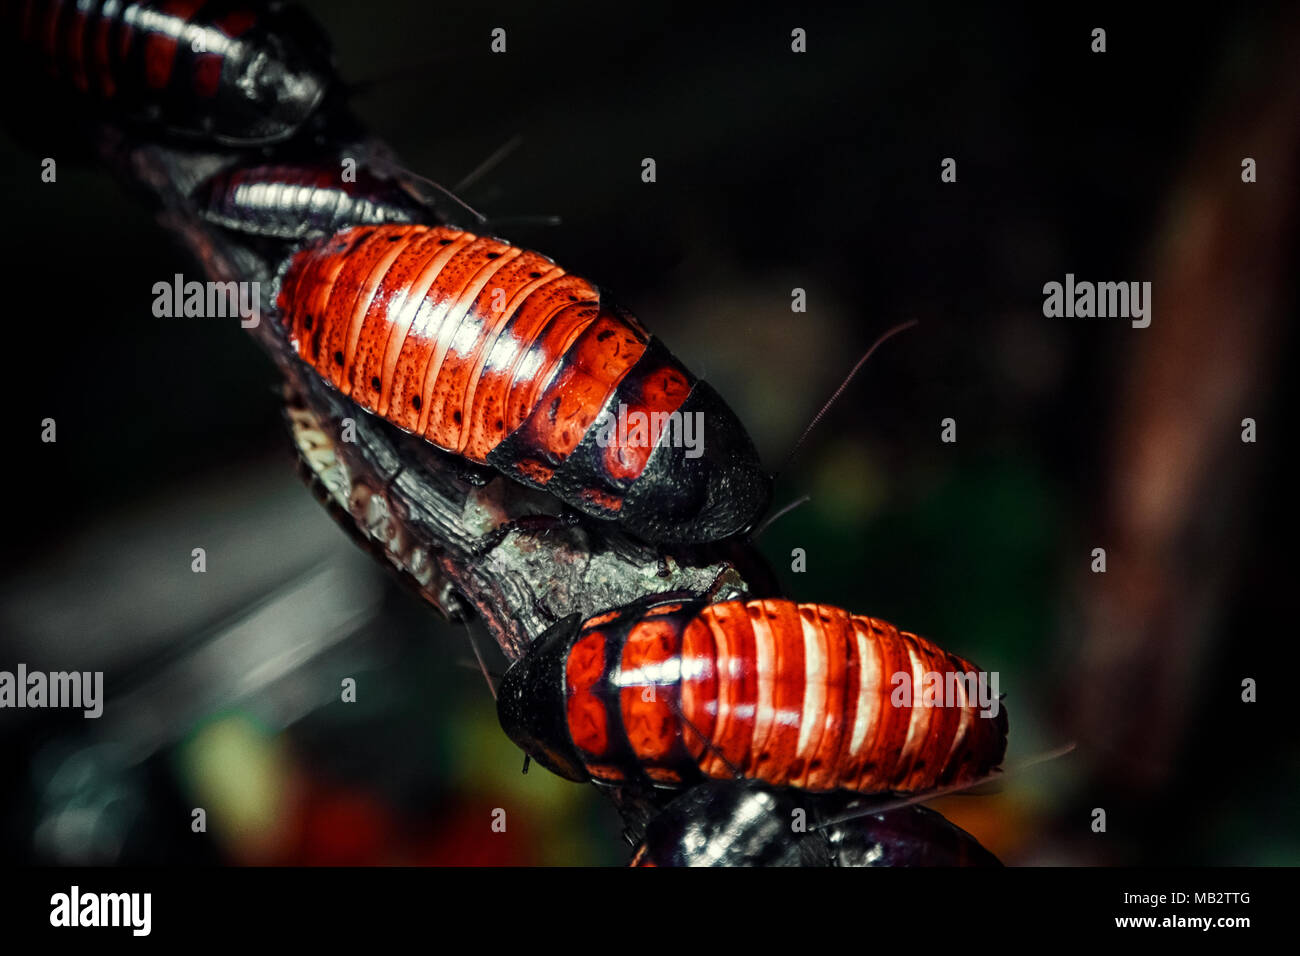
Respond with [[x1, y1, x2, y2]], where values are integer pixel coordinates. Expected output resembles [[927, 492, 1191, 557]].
[[660, 692, 745, 782], [391, 166, 489, 225], [808, 742, 1078, 831], [450, 135, 563, 227], [752, 494, 811, 539], [775, 318, 920, 480], [463, 621, 498, 701], [455, 134, 525, 194]]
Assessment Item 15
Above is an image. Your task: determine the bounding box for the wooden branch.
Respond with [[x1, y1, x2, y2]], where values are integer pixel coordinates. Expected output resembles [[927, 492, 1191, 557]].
[[98, 128, 772, 843], [85, 95, 993, 866]]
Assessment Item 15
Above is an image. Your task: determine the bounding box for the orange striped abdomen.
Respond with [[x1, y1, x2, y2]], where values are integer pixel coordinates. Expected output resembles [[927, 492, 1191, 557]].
[[1, 0, 330, 144], [277, 224, 770, 543], [677, 601, 1007, 793], [279, 223, 669, 460], [499, 598, 1008, 795]]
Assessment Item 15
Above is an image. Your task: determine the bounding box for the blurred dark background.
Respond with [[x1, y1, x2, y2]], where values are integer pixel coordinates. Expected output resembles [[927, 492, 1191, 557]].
[[0, 0, 1295, 865]]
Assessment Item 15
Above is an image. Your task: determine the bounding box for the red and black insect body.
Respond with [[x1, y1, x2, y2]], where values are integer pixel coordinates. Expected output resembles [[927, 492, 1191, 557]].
[[274, 223, 771, 543], [628, 779, 1001, 867], [193, 163, 426, 240], [1, 0, 332, 144], [497, 596, 1007, 794]]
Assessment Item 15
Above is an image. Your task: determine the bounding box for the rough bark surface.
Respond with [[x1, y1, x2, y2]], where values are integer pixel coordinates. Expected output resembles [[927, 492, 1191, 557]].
[[90, 112, 990, 864]]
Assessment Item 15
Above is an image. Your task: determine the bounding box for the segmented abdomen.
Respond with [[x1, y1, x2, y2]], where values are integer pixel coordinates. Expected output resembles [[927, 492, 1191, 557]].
[[276, 223, 695, 511], [566, 599, 1007, 794], [5, 0, 247, 98], [195, 164, 422, 239], [2, 0, 329, 143]]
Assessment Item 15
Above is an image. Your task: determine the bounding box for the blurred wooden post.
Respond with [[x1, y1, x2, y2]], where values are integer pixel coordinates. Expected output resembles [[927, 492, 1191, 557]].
[[1068, 9, 1300, 789]]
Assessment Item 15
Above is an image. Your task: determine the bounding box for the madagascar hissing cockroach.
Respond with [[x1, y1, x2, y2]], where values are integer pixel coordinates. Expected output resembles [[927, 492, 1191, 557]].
[[193, 162, 425, 240], [0, 0, 332, 144], [628, 779, 1002, 867], [274, 223, 771, 543], [496, 595, 1007, 793]]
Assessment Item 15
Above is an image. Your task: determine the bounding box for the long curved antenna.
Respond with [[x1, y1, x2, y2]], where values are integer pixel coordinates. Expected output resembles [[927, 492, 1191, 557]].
[[776, 319, 919, 479], [396, 166, 489, 225], [661, 691, 744, 781], [809, 742, 1077, 831], [455, 134, 525, 194], [464, 622, 497, 700], [752, 494, 811, 539]]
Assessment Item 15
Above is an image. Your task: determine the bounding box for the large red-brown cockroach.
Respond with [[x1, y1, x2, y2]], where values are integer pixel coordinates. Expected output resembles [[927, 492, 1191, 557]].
[[497, 595, 1007, 794], [0, 0, 332, 144], [273, 223, 771, 543], [628, 779, 1001, 867], [193, 162, 426, 240]]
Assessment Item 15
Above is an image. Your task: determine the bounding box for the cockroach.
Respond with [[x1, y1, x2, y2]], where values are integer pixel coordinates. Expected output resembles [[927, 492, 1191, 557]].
[[496, 595, 1007, 793], [0, 0, 332, 144], [193, 162, 426, 240], [274, 223, 771, 543], [628, 779, 1002, 867]]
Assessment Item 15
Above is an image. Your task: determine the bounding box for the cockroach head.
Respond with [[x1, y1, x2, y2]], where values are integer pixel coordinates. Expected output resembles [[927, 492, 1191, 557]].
[[496, 614, 590, 783], [217, 8, 333, 144]]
